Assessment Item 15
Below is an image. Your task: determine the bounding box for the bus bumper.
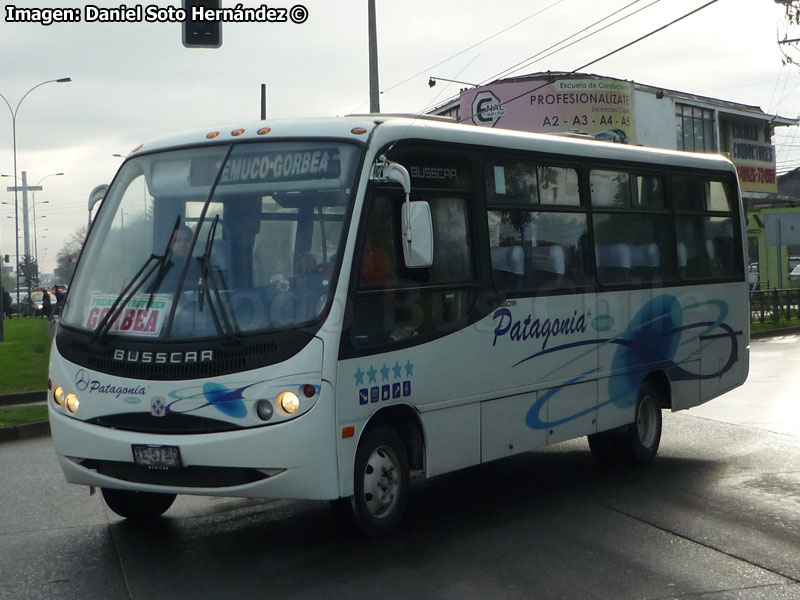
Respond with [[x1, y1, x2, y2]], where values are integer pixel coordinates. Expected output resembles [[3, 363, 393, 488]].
[[48, 384, 340, 501]]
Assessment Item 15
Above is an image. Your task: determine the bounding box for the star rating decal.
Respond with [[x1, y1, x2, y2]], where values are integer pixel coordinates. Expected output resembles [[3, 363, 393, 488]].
[[354, 358, 415, 405]]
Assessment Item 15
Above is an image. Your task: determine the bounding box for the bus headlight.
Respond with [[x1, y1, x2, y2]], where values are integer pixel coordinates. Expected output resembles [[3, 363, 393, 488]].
[[277, 391, 300, 414], [65, 393, 80, 414], [53, 386, 65, 406]]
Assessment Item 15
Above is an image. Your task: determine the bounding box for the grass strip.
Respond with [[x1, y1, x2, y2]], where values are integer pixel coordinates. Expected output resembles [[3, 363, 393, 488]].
[[0, 404, 49, 427], [0, 318, 52, 395]]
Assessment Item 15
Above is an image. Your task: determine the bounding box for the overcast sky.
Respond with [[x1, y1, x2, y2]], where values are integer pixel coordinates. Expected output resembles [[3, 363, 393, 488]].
[[1, 0, 799, 274]]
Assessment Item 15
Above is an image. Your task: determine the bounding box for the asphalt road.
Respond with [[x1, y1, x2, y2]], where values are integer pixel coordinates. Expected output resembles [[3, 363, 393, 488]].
[[1, 335, 799, 600]]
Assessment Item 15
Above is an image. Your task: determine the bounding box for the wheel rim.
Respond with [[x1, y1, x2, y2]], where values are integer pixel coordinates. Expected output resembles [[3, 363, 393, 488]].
[[362, 445, 401, 519], [636, 394, 658, 449]]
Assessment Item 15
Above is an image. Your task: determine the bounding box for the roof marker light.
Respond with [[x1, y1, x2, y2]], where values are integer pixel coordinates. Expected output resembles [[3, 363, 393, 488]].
[[351, 127, 367, 135], [131, 144, 144, 153], [257, 127, 271, 135], [231, 128, 245, 137], [206, 131, 220, 140]]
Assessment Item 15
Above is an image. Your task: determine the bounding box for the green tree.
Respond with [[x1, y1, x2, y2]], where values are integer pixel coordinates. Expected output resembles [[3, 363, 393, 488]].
[[19, 254, 39, 290], [54, 226, 87, 283], [1, 264, 13, 292]]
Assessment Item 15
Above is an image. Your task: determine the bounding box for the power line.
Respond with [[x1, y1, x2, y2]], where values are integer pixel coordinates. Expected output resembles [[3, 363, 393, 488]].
[[419, 0, 660, 115], [350, 0, 571, 114], [487, 0, 659, 84], [454, 0, 720, 124]]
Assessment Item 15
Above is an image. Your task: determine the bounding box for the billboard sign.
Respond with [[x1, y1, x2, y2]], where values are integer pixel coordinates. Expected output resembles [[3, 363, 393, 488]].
[[460, 77, 635, 143], [729, 122, 777, 194]]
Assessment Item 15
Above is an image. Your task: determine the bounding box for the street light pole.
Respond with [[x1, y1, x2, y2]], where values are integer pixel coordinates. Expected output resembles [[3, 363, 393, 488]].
[[29, 172, 62, 265], [0, 77, 71, 313], [367, 0, 379, 113]]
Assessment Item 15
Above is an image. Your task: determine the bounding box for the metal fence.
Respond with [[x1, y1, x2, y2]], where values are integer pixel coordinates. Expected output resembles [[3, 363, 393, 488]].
[[750, 289, 800, 324]]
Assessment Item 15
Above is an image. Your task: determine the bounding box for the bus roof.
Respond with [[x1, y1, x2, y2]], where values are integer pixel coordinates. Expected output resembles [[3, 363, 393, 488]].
[[129, 114, 737, 175]]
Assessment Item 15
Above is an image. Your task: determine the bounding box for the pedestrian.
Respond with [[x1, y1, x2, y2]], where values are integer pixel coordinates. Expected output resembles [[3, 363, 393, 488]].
[[54, 288, 65, 317], [41, 290, 53, 322], [1, 286, 11, 319]]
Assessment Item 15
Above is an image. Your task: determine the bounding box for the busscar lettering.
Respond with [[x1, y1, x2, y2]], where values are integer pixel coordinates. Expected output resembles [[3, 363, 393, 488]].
[[492, 308, 587, 350], [113, 349, 214, 364], [410, 166, 458, 180]]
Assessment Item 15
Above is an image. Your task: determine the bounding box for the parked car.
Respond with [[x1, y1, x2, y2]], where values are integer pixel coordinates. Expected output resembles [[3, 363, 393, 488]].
[[748, 263, 760, 290]]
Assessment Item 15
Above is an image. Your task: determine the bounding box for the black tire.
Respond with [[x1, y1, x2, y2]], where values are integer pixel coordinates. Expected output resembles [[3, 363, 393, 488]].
[[351, 426, 409, 538], [101, 488, 176, 520], [589, 380, 663, 465]]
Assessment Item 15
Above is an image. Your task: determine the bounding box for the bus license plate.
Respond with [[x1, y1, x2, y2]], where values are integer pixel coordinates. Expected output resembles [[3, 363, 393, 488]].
[[132, 445, 181, 469]]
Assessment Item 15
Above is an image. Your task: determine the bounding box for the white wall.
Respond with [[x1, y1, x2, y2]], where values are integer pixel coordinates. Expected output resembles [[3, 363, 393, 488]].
[[633, 89, 677, 150]]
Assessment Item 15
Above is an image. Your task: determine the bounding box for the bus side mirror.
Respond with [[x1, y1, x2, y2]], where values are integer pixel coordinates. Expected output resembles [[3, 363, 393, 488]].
[[401, 201, 433, 268]]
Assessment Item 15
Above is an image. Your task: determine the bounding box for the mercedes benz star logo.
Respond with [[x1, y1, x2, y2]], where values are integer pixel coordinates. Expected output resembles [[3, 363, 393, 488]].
[[75, 369, 90, 391]]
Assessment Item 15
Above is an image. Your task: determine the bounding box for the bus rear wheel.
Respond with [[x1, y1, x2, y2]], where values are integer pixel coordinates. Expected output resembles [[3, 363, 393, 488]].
[[101, 488, 176, 520], [588, 381, 663, 465], [351, 426, 409, 538]]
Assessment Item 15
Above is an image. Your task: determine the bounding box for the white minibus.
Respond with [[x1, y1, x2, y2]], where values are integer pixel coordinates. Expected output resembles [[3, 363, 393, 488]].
[[49, 115, 748, 536]]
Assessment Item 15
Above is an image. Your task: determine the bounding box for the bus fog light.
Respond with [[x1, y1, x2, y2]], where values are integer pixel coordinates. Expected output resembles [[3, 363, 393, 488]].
[[278, 391, 300, 414], [53, 386, 65, 406], [256, 400, 274, 421], [65, 393, 80, 414]]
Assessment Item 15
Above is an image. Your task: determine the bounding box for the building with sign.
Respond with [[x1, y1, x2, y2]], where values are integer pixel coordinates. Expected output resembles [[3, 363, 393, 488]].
[[430, 72, 797, 288], [744, 170, 800, 290]]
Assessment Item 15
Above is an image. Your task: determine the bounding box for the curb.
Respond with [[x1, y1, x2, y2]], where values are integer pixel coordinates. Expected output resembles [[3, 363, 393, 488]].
[[0, 390, 47, 407], [0, 420, 50, 443], [750, 326, 800, 339], [0, 391, 50, 443]]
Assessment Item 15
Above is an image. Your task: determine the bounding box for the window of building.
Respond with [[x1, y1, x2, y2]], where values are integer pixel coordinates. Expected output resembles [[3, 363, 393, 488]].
[[676, 104, 716, 153]]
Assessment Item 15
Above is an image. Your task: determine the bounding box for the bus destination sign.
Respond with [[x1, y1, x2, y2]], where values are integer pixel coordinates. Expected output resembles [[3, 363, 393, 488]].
[[219, 148, 341, 185]]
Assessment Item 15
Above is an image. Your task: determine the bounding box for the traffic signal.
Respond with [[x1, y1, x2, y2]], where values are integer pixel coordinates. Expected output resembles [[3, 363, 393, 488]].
[[182, 0, 222, 48]]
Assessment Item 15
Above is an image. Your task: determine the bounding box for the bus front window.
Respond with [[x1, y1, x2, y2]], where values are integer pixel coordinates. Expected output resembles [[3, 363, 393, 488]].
[[62, 141, 360, 339]]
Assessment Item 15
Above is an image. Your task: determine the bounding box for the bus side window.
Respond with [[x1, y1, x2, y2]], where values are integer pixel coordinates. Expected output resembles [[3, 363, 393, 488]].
[[350, 192, 476, 349], [487, 210, 590, 293]]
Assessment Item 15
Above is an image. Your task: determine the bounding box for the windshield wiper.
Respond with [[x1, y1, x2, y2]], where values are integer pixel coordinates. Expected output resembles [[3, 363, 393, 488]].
[[93, 217, 180, 341], [196, 215, 240, 338]]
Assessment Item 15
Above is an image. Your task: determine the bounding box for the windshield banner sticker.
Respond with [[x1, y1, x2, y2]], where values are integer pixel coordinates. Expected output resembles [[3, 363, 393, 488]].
[[85, 294, 172, 336]]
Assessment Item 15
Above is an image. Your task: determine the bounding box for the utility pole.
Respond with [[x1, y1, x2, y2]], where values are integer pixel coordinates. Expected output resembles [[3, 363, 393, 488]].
[[368, 0, 380, 113], [6, 171, 42, 264]]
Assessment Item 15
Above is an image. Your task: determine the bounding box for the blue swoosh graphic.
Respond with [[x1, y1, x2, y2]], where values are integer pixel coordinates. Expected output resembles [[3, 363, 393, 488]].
[[519, 295, 738, 430]]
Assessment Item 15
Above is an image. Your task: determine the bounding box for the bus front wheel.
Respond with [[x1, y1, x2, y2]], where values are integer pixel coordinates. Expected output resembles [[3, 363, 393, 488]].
[[588, 381, 663, 465], [101, 488, 176, 520], [351, 426, 410, 538]]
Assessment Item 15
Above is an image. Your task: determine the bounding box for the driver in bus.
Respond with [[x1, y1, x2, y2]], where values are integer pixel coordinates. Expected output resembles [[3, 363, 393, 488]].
[[152, 224, 201, 293]]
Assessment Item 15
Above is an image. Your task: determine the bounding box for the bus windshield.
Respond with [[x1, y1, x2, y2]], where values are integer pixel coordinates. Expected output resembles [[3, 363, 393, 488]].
[[61, 140, 362, 339]]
